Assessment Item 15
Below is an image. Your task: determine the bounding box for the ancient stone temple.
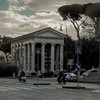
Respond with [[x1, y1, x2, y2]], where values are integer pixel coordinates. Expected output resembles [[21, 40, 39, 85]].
[[11, 27, 65, 73]]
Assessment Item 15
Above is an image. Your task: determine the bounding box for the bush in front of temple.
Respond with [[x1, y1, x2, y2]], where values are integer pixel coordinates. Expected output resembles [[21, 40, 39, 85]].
[[0, 64, 18, 77]]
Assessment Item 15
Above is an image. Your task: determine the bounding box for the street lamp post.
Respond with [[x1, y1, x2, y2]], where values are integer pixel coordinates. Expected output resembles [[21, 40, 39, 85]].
[[59, 21, 68, 70]]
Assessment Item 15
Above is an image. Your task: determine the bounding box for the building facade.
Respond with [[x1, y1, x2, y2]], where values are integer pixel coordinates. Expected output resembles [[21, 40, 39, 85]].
[[11, 27, 65, 73]]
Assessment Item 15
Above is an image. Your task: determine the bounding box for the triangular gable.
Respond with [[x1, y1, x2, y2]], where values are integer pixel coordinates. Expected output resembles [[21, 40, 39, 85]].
[[33, 27, 65, 38], [12, 27, 65, 42]]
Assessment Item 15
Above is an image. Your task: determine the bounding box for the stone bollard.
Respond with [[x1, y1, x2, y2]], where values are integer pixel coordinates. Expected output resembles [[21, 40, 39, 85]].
[[13, 72, 15, 77]]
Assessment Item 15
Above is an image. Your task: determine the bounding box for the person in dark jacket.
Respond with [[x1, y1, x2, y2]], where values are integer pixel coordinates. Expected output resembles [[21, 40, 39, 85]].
[[18, 69, 26, 82], [19, 69, 25, 77], [57, 69, 67, 84]]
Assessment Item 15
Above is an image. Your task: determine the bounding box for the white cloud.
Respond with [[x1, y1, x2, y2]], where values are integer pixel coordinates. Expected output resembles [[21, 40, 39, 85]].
[[8, 0, 27, 12], [13, 11, 62, 33], [7, 0, 19, 4], [0, 0, 100, 39], [22, 0, 100, 12], [0, 11, 28, 23], [25, 0, 65, 12]]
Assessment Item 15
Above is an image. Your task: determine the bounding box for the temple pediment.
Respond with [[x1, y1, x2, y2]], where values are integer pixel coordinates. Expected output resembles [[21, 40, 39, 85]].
[[12, 27, 65, 42], [33, 27, 65, 38], [35, 31, 61, 38]]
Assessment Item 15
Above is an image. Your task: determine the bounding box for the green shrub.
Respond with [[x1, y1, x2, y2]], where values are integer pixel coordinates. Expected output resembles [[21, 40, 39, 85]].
[[0, 64, 18, 77]]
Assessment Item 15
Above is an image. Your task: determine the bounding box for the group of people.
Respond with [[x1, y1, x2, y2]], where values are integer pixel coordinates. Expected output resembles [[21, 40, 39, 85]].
[[18, 62, 81, 82]]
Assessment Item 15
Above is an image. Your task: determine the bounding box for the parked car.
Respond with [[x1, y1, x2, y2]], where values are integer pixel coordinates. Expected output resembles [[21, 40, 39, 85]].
[[65, 73, 78, 82], [39, 71, 54, 78], [82, 68, 99, 77]]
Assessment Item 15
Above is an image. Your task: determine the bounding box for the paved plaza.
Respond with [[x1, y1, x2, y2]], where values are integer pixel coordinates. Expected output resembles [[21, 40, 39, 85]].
[[0, 77, 100, 100]]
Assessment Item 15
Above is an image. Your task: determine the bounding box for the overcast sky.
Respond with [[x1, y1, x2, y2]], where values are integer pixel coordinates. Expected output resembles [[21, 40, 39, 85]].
[[0, 0, 100, 40]]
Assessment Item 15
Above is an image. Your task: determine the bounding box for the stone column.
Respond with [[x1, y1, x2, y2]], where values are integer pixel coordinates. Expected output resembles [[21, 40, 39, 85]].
[[51, 43, 55, 71], [55, 45, 59, 70], [14, 45, 18, 66], [16, 44, 19, 67], [41, 43, 45, 72], [11, 45, 13, 61], [27, 43, 30, 73], [11, 45, 15, 65], [31, 43, 35, 72], [18, 44, 22, 69], [23, 44, 26, 71], [20, 44, 23, 67], [60, 44, 63, 70], [20, 44, 23, 69]]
